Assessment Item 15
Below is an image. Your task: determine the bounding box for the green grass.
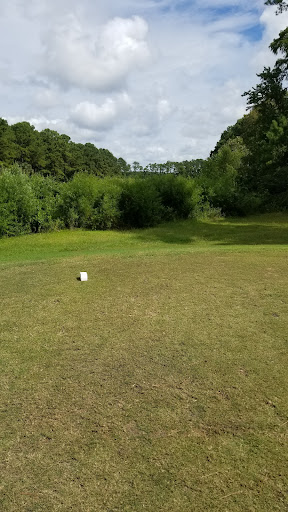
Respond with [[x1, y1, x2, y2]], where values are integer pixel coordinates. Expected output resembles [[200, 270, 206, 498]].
[[1, 212, 288, 265], [0, 214, 288, 511]]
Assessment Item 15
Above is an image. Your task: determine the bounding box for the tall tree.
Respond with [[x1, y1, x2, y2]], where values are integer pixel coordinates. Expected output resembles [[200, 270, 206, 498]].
[[40, 129, 66, 179], [12, 122, 46, 171], [243, 66, 288, 125], [0, 118, 18, 164]]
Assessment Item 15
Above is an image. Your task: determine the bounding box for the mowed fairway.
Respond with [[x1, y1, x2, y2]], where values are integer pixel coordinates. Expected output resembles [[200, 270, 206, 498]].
[[0, 215, 288, 512]]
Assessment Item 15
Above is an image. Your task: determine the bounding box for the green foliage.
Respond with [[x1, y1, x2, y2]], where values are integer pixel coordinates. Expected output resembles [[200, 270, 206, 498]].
[[0, 166, 204, 237], [174, 159, 205, 178], [39, 129, 69, 179], [81, 143, 122, 177], [194, 202, 224, 220], [0, 119, 18, 164], [211, 111, 259, 156], [0, 118, 130, 181], [119, 178, 163, 228], [58, 173, 98, 228], [131, 160, 205, 178], [87, 179, 123, 230], [152, 174, 201, 220], [58, 174, 123, 230], [0, 165, 35, 236], [119, 175, 201, 228], [262, 116, 288, 196], [29, 175, 62, 233], [198, 138, 248, 214], [243, 67, 288, 124]]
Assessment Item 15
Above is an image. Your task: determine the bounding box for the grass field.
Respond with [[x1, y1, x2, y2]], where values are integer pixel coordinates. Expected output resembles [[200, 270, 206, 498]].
[[0, 214, 288, 511]]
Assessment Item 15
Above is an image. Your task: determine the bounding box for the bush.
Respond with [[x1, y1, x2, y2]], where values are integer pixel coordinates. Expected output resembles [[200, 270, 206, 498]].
[[119, 178, 163, 228], [194, 201, 224, 219], [58, 174, 122, 230], [0, 167, 204, 237], [58, 173, 97, 228], [29, 174, 62, 232], [197, 138, 248, 215], [84, 179, 122, 230], [0, 165, 35, 236], [232, 191, 265, 216], [152, 174, 201, 220]]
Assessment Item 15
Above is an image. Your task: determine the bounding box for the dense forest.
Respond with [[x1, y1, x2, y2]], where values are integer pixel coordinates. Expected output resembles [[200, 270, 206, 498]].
[[0, 0, 288, 237]]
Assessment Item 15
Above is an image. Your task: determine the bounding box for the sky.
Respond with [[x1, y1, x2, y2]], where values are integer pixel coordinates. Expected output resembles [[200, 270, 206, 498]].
[[1, 0, 288, 165]]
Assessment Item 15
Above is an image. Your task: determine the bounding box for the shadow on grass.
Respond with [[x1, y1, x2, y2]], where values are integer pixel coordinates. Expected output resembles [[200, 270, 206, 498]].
[[132, 215, 288, 247]]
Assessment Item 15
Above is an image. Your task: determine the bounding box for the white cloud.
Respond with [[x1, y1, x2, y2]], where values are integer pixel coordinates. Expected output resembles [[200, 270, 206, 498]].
[[71, 100, 118, 130], [42, 14, 150, 91], [70, 93, 132, 130]]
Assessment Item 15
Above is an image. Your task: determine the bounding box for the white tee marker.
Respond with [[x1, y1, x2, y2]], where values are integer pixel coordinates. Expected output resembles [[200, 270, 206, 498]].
[[80, 272, 88, 281]]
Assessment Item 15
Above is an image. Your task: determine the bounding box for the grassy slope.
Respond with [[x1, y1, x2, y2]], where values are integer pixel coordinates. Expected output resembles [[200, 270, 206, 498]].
[[0, 214, 288, 511], [1, 213, 288, 265]]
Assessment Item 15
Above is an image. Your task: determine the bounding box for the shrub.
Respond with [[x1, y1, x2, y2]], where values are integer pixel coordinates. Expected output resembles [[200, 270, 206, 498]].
[[29, 174, 62, 232], [119, 178, 163, 228], [194, 201, 224, 220], [152, 174, 201, 220], [58, 173, 97, 228], [0, 165, 35, 236], [84, 179, 122, 230], [58, 174, 123, 230]]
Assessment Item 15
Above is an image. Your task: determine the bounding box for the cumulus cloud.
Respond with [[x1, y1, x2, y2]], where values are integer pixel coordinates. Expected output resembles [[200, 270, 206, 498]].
[[70, 93, 132, 130], [42, 14, 150, 91]]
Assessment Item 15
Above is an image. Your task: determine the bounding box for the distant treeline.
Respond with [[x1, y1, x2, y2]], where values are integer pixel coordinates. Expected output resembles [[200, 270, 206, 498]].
[[0, 118, 129, 179], [0, 118, 203, 180]]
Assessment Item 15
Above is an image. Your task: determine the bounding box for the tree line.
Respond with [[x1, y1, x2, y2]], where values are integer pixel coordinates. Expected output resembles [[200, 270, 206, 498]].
[[0, 118, 203, 180], [0, 134, 262, 237], [0, 119, 131, 179]]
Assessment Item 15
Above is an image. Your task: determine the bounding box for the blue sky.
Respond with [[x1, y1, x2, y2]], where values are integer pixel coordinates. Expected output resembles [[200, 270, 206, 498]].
[[0, 0, 287, 164], [242, 24, 265, 42]]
